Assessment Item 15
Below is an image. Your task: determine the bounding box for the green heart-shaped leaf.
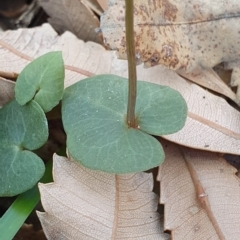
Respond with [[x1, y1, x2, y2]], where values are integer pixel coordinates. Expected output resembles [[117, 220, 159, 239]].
[[0, 99, 48, 196], [62, 74, 187, 173], [15, 52, 65, 112]]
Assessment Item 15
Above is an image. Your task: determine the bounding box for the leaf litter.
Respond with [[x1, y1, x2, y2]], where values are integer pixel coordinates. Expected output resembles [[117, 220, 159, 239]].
[[1, 0, 240, 237]]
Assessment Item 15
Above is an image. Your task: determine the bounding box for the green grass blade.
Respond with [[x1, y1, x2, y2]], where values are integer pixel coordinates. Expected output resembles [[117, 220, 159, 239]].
[[0, 160, 53, 240]]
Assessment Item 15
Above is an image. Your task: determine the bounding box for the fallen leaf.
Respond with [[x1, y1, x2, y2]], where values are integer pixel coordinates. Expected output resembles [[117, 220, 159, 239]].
[[39, 0, 101, 43], [0, 77, 15, 107], [101, 0, 240, 70], [157, 140, 240, 240], [177, 68, 238, 104], [1, 24, 240, 154], [96, 0, 108, 11], [37, 154, 169, 239], [83, 0, 103, 16], [100, 0, 240, 98]]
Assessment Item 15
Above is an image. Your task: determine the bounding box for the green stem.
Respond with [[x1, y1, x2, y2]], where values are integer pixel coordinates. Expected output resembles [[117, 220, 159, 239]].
[[0, 160, 53, 240], [125, 0, 137, 128]]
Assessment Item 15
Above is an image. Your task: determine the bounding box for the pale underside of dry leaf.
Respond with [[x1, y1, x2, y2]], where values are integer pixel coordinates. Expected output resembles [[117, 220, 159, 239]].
[[39, 0, 101, 43], [37, 154, 169, 240], [0, 77, 15, 107], [158, 140, 240, 240], [101, 0, 240, 98], [1, 24, 240, 154]]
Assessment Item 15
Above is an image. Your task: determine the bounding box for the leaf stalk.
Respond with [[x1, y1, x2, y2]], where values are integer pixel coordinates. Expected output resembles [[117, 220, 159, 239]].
[[125, 0, 137, 128]]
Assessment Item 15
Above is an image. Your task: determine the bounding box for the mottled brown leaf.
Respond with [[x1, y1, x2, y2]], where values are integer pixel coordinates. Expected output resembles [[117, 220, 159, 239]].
[[101, 0, 240, 98]]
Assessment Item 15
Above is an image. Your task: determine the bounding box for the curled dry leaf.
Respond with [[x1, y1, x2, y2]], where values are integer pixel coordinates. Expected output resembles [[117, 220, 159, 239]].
[[0, 77, 15, 107], [1, 24, 240, 154], [101, 0, 240, 98], [39, 0, 101, 43], [37, 154, 169, 240], [157, 140, 240, 240]]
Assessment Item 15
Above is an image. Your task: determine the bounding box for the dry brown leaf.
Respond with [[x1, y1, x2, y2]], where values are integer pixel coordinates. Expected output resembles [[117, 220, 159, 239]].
[[39, 0, 101, 43], [177, 68, 238, 104], [101, 0, 240, 70], [83, 0, 103, 16], [96, 0, 108, 11], [101, 0, 240, 98], [157, 140, 240, 240], [37, 154, 169, 240], [1, 24, 240, 154], [0, 77, 15, 107]]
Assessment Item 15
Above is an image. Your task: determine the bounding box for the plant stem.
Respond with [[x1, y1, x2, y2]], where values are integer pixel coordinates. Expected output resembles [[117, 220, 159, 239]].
[[125, 0, 137, 128]]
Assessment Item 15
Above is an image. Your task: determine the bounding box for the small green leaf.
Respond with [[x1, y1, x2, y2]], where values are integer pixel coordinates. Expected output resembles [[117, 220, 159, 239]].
[[15, 52, 65, 112], [62, 74, 187, 173], [0, 99, 48, 196]]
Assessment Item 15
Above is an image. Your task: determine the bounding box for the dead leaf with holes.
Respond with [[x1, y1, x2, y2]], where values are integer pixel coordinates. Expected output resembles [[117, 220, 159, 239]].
[[158, 140, 240, 240], [1, 24, 240, 154], [39, 0, 101, 43], [37, 154, 169, 240], [101, 0, 240, 100]]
